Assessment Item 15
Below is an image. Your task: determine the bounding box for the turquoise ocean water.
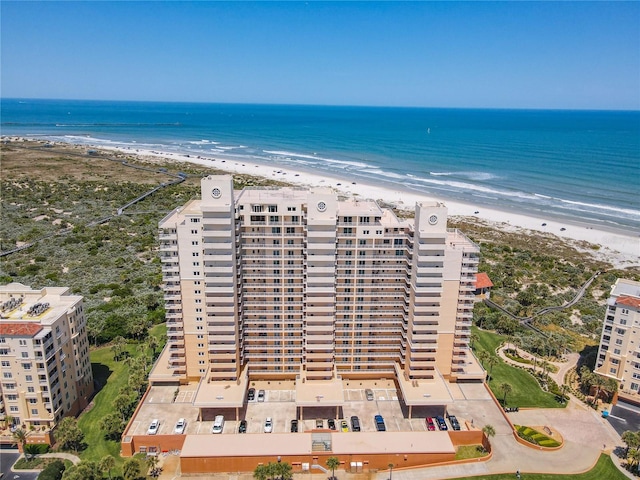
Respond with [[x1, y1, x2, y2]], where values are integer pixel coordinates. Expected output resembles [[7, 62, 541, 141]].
[[2, 98, 639, 231]]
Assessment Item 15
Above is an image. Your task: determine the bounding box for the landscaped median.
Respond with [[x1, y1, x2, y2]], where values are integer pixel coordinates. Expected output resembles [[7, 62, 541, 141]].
[[514, 425, 563, 450]]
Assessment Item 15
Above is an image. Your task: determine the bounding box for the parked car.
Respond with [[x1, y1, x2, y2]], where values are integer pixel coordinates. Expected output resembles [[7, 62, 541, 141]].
[[264, 417, 273, 433], [238, 420, 247, 433], [247, 388, 256, 402], [315, 419, 324, 429], [365, 389, 374, 401], [147, 419, 160, 435], [291, 419, 299, 432], [257, 389, 265, 402], [374, 414, 386, 431], [340, 420, 349, 432], [212, 415, 225, 434], [327, 418, 336, 430], [448, 415, 461, 431], [426, 417, 436, 431], [435, 415, 448, 431], [350, 416, 361, 432], [174, 418, 186, 434]]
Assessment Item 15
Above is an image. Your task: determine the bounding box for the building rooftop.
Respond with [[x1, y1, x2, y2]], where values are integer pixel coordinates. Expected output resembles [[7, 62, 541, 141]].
[[617, 296, 640, 309], [612, 279, 640, 300], [0, 322, 43, 337], [192, 367, 250, 408], [180, 431, 454, 458], [475, 273, 494, 289]]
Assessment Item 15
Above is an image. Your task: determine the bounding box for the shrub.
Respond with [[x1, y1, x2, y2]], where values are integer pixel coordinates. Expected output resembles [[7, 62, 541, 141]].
[[37, 459, 65, 480]]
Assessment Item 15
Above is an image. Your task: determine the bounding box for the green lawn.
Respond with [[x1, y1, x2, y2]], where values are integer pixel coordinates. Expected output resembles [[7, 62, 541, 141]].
[[455, 445, 488, 460], [473, 328, 563, 408], [77, 323, 166, 468], [451, 454, 626, 480]]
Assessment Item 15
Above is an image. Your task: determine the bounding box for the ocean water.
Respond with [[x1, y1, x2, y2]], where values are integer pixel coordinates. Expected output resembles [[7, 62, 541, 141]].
[[2, 98, 639, 231]]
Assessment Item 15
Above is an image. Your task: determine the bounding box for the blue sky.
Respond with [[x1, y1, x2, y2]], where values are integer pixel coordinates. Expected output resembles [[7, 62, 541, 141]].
[[1, 1, 638, 109]]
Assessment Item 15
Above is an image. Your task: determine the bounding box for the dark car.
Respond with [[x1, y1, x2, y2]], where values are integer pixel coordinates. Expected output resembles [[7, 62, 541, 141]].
[[448, 415, 461, 431], [374, 414, 386, 431], [247, 388, 256, 402], [291, 419, 299, 432], [327, 419, 336, 430], [435, 415, 448, 431], [238, 420, 247, 433], [426, 417, 436, 431], [350, 416, 361, 432]]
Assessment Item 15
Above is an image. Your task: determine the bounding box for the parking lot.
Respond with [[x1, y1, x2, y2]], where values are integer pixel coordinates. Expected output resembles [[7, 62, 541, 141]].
[[130, 378, 476, 438]]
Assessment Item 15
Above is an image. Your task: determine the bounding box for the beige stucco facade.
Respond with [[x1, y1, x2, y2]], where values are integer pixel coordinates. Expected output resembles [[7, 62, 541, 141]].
[[595, 278, 640, 404], [0, 284, 94, 431], [151, 175, 482, 401]]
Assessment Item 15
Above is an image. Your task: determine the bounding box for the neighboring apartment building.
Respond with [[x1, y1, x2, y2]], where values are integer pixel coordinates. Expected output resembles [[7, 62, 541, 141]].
[[151, 175, 481, 394], [595, 278, 640, 404], [0, 284, 94, 430]]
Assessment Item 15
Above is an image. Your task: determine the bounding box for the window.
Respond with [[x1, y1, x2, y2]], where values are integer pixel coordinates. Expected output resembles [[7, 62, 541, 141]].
[[195, 299, 202, 304], [191, 229, 198, 234], [27, 386, 35, 393], [21, 352, 28, 358], [25, 375, 33, 382], [1, 361, 9, 367], [191, 241, 199, 246], [610, 367, 618, 374], [3, 373, 12, 379], [190, 218, 200, 223]]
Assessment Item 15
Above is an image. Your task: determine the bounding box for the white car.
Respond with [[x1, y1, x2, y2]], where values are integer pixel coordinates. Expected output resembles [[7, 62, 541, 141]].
[[264, 417, 273, 433], [147, 419, 160, 435], [174, 418, 186, 434]]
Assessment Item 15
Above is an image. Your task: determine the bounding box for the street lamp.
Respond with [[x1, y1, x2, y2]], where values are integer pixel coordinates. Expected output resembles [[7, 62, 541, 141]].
[[388, 463, 394, 480]]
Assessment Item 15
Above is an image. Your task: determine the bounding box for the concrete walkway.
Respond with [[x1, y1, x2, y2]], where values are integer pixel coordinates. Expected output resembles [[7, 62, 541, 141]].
[[39, 452, 82, 464]]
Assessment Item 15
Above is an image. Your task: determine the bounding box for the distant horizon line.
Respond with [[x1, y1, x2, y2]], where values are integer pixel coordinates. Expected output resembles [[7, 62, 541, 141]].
[[2, 97, 639, 113]]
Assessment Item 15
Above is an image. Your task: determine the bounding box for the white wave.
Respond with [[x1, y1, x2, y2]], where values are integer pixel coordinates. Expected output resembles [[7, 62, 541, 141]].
[[430, 171, 497, 181], [409, 176, 540, 200], [263, 149, 370, 169], [555, 198, 640, 218]]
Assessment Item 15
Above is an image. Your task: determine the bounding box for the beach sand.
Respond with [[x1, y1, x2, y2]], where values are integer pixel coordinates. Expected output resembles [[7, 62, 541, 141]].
[[6, 137, 639, 268]]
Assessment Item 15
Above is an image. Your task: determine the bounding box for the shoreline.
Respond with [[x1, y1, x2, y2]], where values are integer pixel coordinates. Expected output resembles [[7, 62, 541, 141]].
[[5, 136, 640, 268]]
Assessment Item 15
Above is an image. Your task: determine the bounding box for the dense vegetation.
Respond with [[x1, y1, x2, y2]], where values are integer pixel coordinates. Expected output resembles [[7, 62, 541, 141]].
[[0, 142, 284, 346]]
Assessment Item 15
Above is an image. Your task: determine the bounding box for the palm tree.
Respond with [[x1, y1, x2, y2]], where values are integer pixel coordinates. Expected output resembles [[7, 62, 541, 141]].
[[628, 447, 640, 473], [622, 430, 640, 457], [12, 428, 27, 454], [470, 333, 479, 350], [482, 424, 496, 438], [326, 456, 340, 480], [478, 350, 489, 368], [486, 356, 499, 381], [146, 454, 160, 478], [560, 384, 570, 402], [591, 374, 607, 408], [99, 455, 116, 480], [148, 334, 159, 357], [500, 382, 512, 406]]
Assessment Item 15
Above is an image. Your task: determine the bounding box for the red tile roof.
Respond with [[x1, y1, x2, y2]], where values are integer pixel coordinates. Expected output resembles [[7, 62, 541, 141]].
[[0, 322, 43, 337], [476, 272, 493, 289], [618, 296, 640, 309]]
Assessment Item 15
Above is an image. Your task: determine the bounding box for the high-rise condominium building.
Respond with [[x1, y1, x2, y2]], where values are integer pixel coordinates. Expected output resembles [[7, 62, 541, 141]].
[[0, 284, 94, 429], [152, 175, 481, 392], [595, 278, 640, 403]]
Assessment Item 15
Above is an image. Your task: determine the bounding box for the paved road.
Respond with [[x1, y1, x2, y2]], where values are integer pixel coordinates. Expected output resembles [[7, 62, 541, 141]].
[[0, 450, 38, 480]]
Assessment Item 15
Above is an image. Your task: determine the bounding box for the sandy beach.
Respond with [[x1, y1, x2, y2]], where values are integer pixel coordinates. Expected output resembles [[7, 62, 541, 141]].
[[6, 137, 640, 268]]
